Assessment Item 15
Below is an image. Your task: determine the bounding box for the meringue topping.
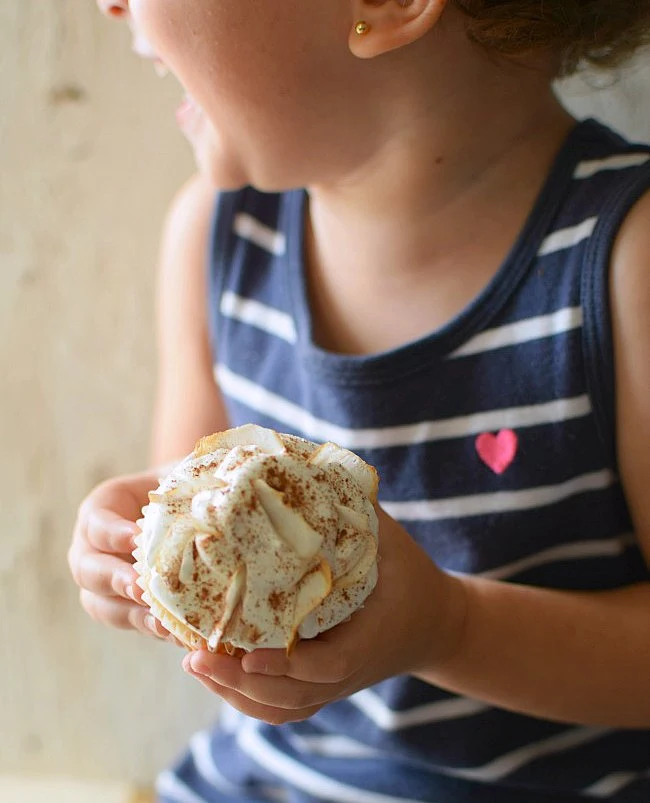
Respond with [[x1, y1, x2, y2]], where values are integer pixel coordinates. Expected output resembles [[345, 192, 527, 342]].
[[135, 425, 379, 653]]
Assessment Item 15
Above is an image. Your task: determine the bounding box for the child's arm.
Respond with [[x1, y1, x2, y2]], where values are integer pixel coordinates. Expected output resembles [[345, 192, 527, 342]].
[[189, 190, 650, 730], [150, 172, 230, 464]]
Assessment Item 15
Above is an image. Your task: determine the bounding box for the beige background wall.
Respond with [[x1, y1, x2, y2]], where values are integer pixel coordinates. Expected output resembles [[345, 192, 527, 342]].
[[1, 0, 649, 788], [1, 1, 215, 787]]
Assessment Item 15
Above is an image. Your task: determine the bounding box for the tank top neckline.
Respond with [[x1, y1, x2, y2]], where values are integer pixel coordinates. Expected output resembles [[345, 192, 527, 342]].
[[282, 118, 600, 386]]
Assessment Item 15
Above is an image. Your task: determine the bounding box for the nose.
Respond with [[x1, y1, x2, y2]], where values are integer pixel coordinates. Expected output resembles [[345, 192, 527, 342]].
[[96, 0, 129, 18]]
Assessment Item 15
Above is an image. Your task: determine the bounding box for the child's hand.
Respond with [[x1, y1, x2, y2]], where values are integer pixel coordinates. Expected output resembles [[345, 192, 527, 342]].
[[181, 507, 466, 724], [68, 472, 176, 643]]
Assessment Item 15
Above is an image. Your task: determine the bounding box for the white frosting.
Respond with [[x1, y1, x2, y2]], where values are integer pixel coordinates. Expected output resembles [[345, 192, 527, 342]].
[[136, 425, 379, 652]]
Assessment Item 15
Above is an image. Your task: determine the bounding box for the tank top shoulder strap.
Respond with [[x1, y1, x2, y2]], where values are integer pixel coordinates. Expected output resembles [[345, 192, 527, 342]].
[[206, 186, 288, 348]]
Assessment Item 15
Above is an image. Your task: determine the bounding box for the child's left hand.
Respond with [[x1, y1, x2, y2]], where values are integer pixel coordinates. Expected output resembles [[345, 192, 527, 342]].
[[181, 507, 465, 725]]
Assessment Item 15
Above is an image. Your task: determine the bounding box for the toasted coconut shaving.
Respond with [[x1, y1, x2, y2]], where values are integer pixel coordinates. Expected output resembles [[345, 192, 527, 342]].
[[253, 479, 323, 560], [335, 533, 378, 589], [207, 566, 246, 652], [194, 532, 229, 577], [335, 503, 370, 532], [288, 559, 332, 654], [178, 540, 195, 586], [193, 433, 227, 459], [194, 424, 285, 458], [223, 642, 246, 657], [309, 442, 379, 502]]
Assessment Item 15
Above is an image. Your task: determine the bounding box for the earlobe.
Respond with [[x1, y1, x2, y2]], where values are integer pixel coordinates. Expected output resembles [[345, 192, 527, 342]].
[[349, 0, 447, 59]]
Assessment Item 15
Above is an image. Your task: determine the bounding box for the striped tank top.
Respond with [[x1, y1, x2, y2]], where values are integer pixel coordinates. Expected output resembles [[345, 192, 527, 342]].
[[158, 119, 650, 803]]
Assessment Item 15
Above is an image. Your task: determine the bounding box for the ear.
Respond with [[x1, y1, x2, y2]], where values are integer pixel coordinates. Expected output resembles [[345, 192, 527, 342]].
[[349, 0, 447, 59]]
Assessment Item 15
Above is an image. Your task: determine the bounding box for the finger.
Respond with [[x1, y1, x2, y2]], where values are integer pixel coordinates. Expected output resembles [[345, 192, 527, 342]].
[[242, 631, 359, 684], [185, 651, 344, 710], [183, 664, 321, 725], [75, 551, 142, 602], [80, 590, 170, 639], [241, 647, 291, 677], [83, 507, 140, 556]]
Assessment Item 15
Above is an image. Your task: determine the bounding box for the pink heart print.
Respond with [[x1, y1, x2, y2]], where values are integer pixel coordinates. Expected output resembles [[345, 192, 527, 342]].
[[475, 430, 519, 475]]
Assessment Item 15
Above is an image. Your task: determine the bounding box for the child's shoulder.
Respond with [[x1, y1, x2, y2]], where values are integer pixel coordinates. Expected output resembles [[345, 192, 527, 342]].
[[162, 172, 219, 258], [608, 184, 650, 556], [609, 173, 650, 315]]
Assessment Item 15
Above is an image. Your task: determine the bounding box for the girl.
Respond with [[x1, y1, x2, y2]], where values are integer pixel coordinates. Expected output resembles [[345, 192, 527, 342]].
[[70, 1, 650, 801]]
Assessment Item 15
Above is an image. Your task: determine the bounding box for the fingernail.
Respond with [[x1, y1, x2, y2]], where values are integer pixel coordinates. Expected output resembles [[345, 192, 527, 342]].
[[125, 525, 140, 544], [125, 584, 137, 602], [242, 654, 271, 675], [145, 614, 158, 633], [190, 654, 205, 674], [183, 655, 203, 676]]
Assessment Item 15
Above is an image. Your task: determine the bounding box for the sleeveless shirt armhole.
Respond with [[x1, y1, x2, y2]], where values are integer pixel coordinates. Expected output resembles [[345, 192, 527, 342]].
[[580, 163, 650, 472]]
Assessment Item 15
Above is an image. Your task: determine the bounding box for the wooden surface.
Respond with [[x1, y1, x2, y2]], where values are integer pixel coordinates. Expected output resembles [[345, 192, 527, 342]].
[[0, 777, 153, 803], [1, 0, 649, 787]]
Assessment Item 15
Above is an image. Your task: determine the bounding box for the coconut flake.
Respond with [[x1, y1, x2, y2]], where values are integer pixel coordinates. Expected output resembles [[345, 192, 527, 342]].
[[308, 442, 379, 501], [253, 479, 323, 560]]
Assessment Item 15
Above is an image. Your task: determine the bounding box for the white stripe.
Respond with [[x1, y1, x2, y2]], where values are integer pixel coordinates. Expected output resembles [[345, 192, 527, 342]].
[[583, 771, 645, 798], [445, 726, 610, 783], [450, 307, 583, 358], [383, 469, 614, 522], [574, 153, 650, 179], [189, 730, 244, 795], [538, 217, 597, 256], [189, 728, 290, 802], [477, 533, 636, 581], [155, 771, 207, 803], [233, 212, 287, 256], [238, 721, 430, 803], [221, 290, 297, 343], [218, 702, 244, 734], [215, 365, 591, 450], [350, 688, 489, 730], [288, 733, 382, 759]]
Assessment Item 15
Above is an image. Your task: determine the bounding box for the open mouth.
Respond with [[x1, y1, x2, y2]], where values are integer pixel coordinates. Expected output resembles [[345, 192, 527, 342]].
[[130, 29, 169, 77], [129, 29, 206, 137]]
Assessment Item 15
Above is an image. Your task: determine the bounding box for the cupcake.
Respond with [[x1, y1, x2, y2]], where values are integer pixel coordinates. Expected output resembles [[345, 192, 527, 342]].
[[134, 425, 379, 655]]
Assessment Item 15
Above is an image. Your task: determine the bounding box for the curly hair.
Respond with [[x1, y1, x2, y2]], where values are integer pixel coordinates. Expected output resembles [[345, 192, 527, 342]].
[[455, 0, 650, 75]]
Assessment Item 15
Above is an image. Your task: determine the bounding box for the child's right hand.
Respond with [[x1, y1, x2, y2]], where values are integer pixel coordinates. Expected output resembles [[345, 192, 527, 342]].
[[68, 471, 174, 642]]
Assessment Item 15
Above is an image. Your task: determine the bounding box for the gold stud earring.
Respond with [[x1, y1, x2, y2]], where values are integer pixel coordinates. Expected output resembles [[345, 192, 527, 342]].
[[355, 20, 371, 36]]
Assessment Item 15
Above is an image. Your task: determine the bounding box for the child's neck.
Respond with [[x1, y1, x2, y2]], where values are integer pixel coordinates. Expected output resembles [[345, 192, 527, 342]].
[[304, 67, 574, 355]]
